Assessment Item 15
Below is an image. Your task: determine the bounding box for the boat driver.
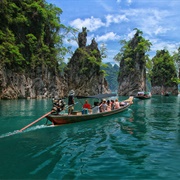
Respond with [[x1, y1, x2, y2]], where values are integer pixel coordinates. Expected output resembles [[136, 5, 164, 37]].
[[68, 90, 75, 114]]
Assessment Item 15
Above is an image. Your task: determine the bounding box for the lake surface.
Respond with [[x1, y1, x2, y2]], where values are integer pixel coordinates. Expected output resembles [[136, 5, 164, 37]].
[[0, 95, 180, 180]]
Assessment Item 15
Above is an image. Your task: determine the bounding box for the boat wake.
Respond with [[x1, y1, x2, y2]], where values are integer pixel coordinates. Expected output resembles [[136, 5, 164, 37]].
[[22, 124, 54, 133], [0, 124, 54, 139], [0, 130, 20, 139]]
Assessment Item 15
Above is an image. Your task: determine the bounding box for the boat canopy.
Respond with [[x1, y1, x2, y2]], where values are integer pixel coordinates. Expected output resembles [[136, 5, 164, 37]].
[[76, 93, 117, 99], [138, 91, 150, 95], [138, 91, 144, 94]]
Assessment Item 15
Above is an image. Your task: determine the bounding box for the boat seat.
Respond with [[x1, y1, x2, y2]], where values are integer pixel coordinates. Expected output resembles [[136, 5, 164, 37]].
[[72, 111, 82, 115]]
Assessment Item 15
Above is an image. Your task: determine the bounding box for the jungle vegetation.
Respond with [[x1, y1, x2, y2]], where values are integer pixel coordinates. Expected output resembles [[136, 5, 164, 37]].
[[151, 49, 178, 87], [0, 0, 76, 73], [0, 1, 179, 90], [114, 29, 179, 88]]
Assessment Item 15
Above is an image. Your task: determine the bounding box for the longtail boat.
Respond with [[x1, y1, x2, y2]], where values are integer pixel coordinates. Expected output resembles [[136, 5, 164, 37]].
[[46, 94, 133, 125], [135, 91, 152, 99]]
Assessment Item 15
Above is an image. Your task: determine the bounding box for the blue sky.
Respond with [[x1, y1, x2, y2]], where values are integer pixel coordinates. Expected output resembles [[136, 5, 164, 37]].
[[46, 0, 180, 64]]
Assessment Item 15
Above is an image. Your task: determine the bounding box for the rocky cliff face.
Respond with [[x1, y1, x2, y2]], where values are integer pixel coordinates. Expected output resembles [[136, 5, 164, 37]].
[[118, 63, 178, 96], [117, 30, 179, 96], [118, 31, 146, 96], [118, 70, 145, 96], [65, 27, 109, 96], [151, 86, 178, 95], [0, 28, 109, 99], [0, 66, 66, 99]]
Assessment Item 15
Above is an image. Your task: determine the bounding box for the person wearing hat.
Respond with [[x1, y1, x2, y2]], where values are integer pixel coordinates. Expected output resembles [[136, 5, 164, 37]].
[[68, 90, 75, 114]]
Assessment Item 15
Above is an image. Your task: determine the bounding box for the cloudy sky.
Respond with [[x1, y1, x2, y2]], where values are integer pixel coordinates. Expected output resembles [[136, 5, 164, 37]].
[[46, 0, 180, 64]]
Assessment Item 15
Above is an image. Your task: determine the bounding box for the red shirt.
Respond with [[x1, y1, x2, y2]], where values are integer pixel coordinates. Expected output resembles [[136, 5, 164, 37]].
[[83, 103, 91, 109]]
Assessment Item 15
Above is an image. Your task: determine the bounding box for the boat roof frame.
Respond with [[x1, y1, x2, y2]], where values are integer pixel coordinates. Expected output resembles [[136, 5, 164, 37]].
[[76, 93, 117, 99]]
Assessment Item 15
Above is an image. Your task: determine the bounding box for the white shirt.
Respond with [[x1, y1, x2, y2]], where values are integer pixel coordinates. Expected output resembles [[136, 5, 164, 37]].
[[92, 106, 100, 114]]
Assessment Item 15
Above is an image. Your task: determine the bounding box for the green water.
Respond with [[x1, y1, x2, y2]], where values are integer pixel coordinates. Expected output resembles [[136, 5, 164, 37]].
[[0, 96, 180, 179]]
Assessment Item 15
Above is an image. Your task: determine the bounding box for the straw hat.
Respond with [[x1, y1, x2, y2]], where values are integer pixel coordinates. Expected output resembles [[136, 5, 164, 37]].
[[68, 90, 75, 96]]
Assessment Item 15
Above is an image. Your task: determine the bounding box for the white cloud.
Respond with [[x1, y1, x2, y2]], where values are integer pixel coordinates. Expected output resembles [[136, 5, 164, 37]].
[[138, 9, 172, 36], [151, 40, 179, 55], [126, 30, 136, 40], [98, 0, 113, 12], [70, 14, 129, 32], [87, 34, 95, 45], [116, 0, 132, 6], [154, 26, 170, 35], [64, 33, 96, 48], [96, 32, 121, 42], [70, 16, 105, 32], [64, 38, 78, 47], [127, 0, 132, 5], [105, 14, 129, 26], [118, 8, 173, 37]]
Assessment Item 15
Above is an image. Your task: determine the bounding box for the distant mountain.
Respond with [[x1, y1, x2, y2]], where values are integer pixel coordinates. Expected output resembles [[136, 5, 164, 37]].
[[102, 63, 119, 92]]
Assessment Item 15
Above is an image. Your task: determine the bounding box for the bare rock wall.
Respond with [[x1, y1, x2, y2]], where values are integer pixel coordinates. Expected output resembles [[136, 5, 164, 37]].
[[0, 67, 66, 99]]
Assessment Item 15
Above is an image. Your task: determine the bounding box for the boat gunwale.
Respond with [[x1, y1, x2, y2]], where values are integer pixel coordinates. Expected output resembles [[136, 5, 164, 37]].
[[46, 104, 131, 126], [47, 103, 130, 118], [46, 96, 134, 125]]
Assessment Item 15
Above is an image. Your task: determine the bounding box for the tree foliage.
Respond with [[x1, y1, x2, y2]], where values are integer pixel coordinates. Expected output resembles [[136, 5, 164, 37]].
[[114, 28, 151, 72], [151, 49, 178, 86], [0, 0, 74, 72], [172, 47, 180, 83], [74, 47, 102, 77]]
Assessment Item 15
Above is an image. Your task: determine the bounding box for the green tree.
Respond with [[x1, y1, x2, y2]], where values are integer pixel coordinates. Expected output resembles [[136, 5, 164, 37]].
[[0, 0, 74, 72], [114, 29, 152, 95], [151, 49, 177, 87], [114, 29, 151, 73], [172, 47, 180, 83]]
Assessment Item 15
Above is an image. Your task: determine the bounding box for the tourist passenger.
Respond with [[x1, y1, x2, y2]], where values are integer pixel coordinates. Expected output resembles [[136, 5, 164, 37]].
[[68, 90, 75, 114], [111, 100, 115, 110], [83, 100, 92, 113], [101, 99, 108, 112], [114, 99, 120, 109], [98, 99, 103, 112], [83, 100, 91, 109], [92, 102, 101, 114], [106, 100, 111, 111]]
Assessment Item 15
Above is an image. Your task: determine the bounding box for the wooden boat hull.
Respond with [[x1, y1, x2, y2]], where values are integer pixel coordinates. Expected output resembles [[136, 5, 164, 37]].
[[46, 103, 130, 125]]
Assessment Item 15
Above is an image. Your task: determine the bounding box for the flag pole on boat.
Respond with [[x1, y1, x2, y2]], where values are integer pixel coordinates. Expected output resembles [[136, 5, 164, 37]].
[[19, 111, 53, 132]]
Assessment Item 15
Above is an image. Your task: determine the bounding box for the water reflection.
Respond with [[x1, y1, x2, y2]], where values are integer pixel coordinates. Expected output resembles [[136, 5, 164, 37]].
[[0, 99, 51, 117], [1, 96, 180, 179]]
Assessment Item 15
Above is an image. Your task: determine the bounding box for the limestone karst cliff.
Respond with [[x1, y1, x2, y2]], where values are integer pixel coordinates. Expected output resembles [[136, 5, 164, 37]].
[[117, 30, 149, 96], [150, 49, 178, 95], [65, 27, 110, 96], [0, 66, 66, 99], [117, 30, 178, 96], [0, 28, 109, 99]]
